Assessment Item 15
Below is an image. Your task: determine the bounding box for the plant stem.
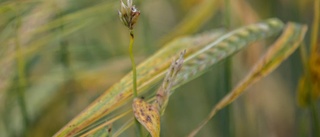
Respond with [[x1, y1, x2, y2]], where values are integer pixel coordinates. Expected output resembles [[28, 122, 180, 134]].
[[299, 43, 320, 137], [310, 0, 320, 136], [135, 119, 143, 137], [129, 30, 138, 97], [223, 58, 232, 137], [310, 100, 320, 137], [299, 43, 319, 136], [224, 0, 233, 136], [129, 30, 143, 137]]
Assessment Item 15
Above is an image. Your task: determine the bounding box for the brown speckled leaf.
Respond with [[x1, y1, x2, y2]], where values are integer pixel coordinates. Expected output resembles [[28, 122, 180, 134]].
[[132, 98, 160, 137]]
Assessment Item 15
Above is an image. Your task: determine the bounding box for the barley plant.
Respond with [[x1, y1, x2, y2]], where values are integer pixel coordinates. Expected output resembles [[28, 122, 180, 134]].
[[0, 0, 319, 137]]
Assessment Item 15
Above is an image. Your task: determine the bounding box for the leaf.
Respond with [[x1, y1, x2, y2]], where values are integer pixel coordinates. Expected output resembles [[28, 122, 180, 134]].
[[188, 22, 308, 137], [90, 124, 112, 137], [132, 98, 160, 137], [78, 111, 130, 137]]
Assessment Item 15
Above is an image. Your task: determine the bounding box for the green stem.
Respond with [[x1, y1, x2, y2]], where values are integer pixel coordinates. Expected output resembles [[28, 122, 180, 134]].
[[310, 100, 320, 137], [224, 0, 233, 136], [299, 44, 319, 137], [223, 58, 232, 137], [129, 30, 138, 97], [129, 30, 143, 137], [135, 119, 143, 137]]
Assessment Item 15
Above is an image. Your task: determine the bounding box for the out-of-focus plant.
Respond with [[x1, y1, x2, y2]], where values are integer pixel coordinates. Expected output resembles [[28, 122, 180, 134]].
[[297, 0, 320, 136]]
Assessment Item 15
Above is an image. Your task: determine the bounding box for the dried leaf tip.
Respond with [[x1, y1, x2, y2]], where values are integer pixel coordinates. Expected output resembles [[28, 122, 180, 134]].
[[164, 49, 186, 89], [174, 49, 186, 72], [118, 0, 140, 30]]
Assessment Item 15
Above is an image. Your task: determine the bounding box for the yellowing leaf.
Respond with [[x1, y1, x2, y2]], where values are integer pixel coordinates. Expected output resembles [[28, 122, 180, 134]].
[[296, 46, 320, 108], [310, 49, 320, 99], [132, 98, 160, 137]]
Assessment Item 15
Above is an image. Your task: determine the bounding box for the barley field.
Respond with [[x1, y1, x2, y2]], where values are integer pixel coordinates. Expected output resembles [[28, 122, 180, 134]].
[[0, 0, 319, 137]]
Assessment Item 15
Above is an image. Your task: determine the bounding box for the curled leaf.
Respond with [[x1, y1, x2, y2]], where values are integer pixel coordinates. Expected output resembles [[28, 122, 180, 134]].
[[132, 50, 186, 137], [132, 98, 160, 137]]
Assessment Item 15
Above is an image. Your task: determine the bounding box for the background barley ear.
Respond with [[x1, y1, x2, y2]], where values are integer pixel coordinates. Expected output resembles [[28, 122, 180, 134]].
[[155, 50, 186, 115]]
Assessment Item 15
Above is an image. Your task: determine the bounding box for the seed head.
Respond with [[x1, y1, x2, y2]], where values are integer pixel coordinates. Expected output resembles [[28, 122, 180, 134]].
[[118, 0, 140, 30], [155, 50, 186, 115]]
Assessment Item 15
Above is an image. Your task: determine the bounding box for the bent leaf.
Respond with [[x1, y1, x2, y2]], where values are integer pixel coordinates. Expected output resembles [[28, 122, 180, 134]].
[[133, 98, 160, 137]]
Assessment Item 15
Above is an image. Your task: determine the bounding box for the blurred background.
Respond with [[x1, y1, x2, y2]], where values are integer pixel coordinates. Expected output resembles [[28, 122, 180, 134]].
[[0, 0, 319, 136]]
